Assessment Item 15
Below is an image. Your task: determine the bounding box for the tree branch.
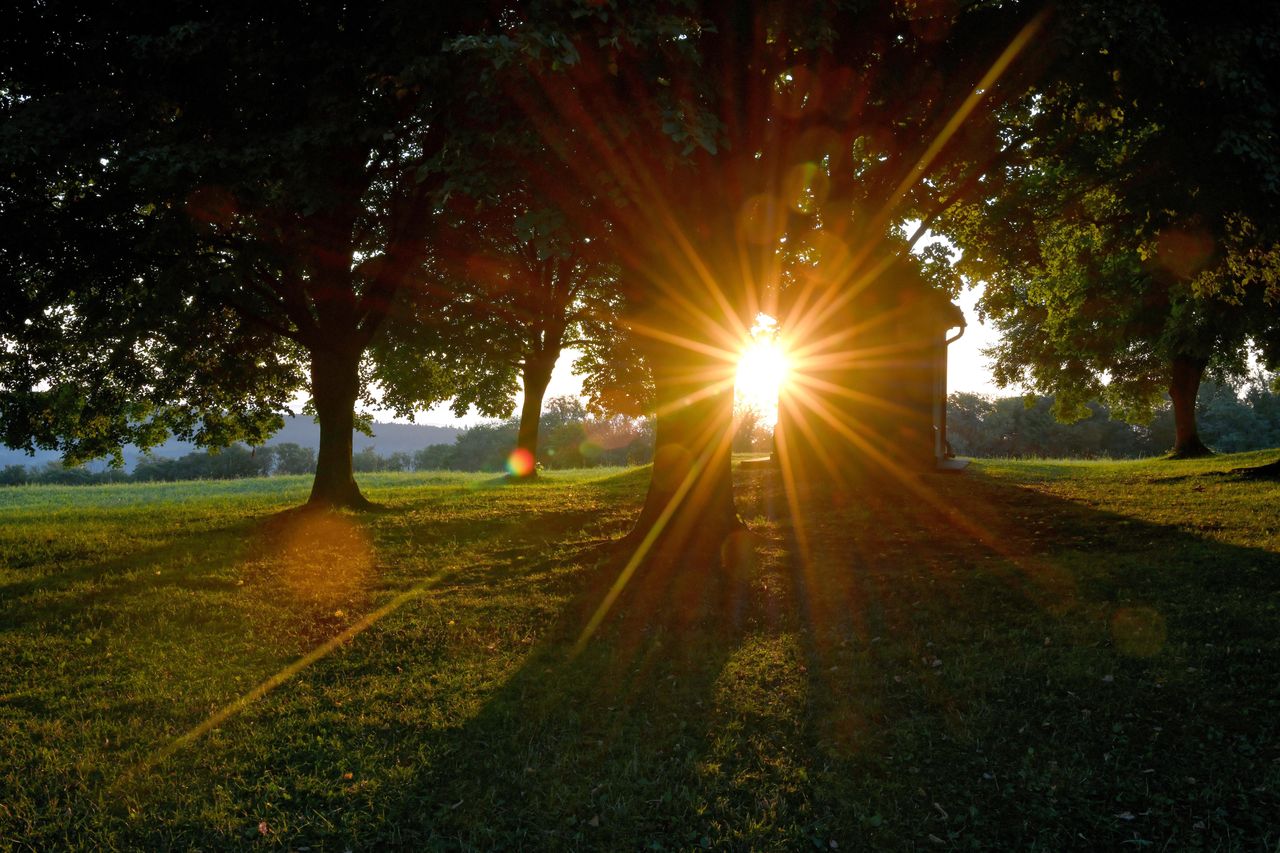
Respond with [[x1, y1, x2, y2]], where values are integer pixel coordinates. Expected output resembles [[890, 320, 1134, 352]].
[[224, 292, 306, 344]]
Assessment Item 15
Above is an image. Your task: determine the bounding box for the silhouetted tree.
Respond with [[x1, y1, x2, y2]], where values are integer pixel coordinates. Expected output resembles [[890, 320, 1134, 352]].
[[1, 2, 487, 506], [462, 0, 1045, 558], [939, 3, 1280, 458], [401, 192, 623, 477]]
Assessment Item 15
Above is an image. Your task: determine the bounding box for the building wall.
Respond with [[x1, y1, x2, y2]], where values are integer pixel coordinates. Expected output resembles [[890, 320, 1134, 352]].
[[776, 265, 959, 483]]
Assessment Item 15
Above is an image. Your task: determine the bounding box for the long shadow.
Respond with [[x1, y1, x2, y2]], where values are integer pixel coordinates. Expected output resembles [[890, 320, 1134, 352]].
[[0, 515, 265, 631], [70, 465, 1280, 850], [0, 493, 395, 614], [351, 465, 1278, 850], [1, 474, 649, 849], [0, 472, 633, 633], [765, 466, 1280, 849], [361, 536, 766, 849]]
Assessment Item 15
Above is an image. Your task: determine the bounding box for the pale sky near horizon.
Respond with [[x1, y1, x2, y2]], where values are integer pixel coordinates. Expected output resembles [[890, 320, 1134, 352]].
[[365, 227, 1006, 426], [948, 284, 1008, 397], [387, 227, 1011, 428], [383, 281, 1008, 429]]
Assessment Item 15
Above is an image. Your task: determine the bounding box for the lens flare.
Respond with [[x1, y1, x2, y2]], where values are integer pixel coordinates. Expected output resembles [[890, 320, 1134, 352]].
[[267, 511, 372, 614], [735, 314, 790, 426], [506, 447, 536, 477]]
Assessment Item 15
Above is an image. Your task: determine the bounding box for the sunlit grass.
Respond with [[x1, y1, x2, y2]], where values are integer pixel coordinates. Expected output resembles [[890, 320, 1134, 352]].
[[0, 454, 1277, 848]]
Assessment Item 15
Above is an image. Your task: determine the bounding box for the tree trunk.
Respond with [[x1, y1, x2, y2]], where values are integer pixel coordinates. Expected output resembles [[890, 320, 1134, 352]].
[[627, 340, 745, 564], [1168, 354, 1212, 459], [307, 344, 372, 508], [513, 355, 555, 479]]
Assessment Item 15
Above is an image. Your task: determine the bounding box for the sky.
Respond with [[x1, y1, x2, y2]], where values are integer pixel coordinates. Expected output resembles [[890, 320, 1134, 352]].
[[948, 284, 1007, 397], [387, 280, 1009, 429], [390, 225, 1012, 428]]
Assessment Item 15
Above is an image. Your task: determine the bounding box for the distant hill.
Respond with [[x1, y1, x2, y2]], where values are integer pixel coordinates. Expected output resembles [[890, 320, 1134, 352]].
[[0, 416, 464, 471]]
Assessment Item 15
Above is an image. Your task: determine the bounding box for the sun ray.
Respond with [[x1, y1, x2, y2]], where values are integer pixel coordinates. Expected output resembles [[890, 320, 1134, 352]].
[[504, 3, 1059, 642], [772, 416, 815, 562], [784, 11, 1049, 343], [788, 374, 930, 422], [734, 313, 791, 426], [780, 387, 1079, 610], [120, 562, 456, 784], [622, 321, 739, 364], [572, 405, 738, 656]]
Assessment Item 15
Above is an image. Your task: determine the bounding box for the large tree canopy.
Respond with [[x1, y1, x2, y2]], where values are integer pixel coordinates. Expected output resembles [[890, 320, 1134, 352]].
[[9, 0, 1278, 545], [0, 1, 487, 506], [458, 0, 1047, 558], [384, 189, 622, 477], [938, 2, 1280, 457]]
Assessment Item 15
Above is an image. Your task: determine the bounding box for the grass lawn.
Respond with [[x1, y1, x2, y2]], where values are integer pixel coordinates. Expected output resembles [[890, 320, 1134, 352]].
[[1, 453, 1277, 850]]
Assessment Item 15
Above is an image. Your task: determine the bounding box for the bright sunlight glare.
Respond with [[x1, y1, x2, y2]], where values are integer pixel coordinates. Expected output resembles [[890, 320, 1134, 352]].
[[735, 313, 790, 426]]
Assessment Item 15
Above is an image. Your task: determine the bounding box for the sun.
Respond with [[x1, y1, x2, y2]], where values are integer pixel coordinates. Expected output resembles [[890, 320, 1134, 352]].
[[735, 314, 790, 426]]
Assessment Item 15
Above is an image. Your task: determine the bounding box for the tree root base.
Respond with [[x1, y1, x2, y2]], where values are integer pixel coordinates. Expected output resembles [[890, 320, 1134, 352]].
[[1166, 444, 1213, 460], [304, 494, 382, 512], [1231, 458, 1280, 480]]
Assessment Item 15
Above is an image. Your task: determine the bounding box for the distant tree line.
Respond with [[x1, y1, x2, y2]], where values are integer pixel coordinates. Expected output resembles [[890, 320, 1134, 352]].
[[949, 379, 1280, 459], [0, 398, 657, 485], [0, 442, 316, 486], [417, 397, 654, 473]]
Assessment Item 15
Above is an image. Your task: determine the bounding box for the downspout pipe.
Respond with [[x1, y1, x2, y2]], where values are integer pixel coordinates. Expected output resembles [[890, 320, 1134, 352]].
[[937, 325, 965, 464]]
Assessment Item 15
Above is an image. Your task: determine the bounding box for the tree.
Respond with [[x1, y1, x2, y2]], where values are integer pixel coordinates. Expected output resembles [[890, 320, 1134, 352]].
[[1, 2, 486, 507], [270, 443, 317, 476], [441, 423, 520, 473], [938, 2, 1280, 458], [405, 399, 653, 472], [946, 393, 1158, 459], [732, 403, 773, 453], [399, 194, 620, 478], [352, 447, 387, 474], [413, 443, 458, 472], [132, 444, 271, 481], [945, 384, 1280, 460], [462, 0, 1046, 558]]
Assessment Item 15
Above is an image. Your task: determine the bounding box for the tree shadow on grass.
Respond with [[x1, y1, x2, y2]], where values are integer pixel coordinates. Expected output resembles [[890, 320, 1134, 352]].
[[0, 469, 634, 634], [62, 463, 1280, 850], [749, 465, 1280, 849], [356, 534, 770, 849], [0, 515, 263, 632], [337, 464, 1279, 850], [0, 474, 648, 848], [0, 501, 400, 642]]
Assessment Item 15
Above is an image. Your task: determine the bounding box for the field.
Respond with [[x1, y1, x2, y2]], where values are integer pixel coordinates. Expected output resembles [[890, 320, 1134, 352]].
[[1, 454, 1277, 850]]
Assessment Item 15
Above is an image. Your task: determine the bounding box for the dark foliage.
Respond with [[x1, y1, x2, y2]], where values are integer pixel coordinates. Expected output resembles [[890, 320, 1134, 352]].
[[132, 445, 274, 482], [949, 379, 1280, 459], [0, 1, 485, 506], [418, 397, 654, 472]]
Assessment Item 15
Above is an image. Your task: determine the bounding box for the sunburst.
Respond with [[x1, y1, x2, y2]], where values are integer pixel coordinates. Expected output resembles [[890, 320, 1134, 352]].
[[735, 313, 790, 426]]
